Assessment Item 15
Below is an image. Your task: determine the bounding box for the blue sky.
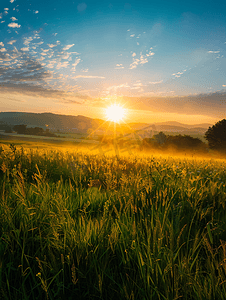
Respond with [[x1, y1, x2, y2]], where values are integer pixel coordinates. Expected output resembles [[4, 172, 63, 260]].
[[0, 0, 226, 124]]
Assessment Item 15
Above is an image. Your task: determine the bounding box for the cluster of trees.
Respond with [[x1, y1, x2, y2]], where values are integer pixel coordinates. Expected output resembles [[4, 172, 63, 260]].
[[13, 125, 57, 137], [142, 119, 226, 154], [142, 132, 207, 152]]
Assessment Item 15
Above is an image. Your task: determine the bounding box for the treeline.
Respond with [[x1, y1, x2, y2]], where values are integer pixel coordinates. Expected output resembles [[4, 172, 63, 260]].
[[142, 132, 207, 152], [96, 132, 207, 154], [12, 125, 57, 137]]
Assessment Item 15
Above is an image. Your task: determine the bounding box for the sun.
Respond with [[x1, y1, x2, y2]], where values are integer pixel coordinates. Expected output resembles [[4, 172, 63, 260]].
[[105, 104, 126, 123]]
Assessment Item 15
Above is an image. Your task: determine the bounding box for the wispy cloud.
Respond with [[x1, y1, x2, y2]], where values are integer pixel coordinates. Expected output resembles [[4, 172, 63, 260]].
[[61, 52, 70, 60], [106, 83, 130, 92], [7, 40, 17, 45], [172, 69, 187, 78], [0, 3, 90, 101], [61, 99, 83, 105], [8, 22, 21, 28], [129, 50, 154, 69], [131, 80, 144, 90], [126, 91, 226, 119], [63, 44, 74, 51], [41, 49, 50, 53], [20, 47, 29, 51], [37, 56, 45, 61], [56, 61, 70, 69], [35, 41, 44, 45], [208, 50, 220, 53], [46, 62, 56, 68], [72, 75, 105, 79], [115, 63, 124, 69], [0, 58, 52, 84], [0, 81, 88, 105], [149, 80, 163, 84], [71, 58, 81, 71], [23, 37, 34, 45], [146, 50, 155, 57], [48, 44, 57, 48]]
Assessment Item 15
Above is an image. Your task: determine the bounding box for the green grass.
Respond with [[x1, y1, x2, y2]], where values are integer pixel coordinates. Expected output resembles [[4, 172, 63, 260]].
[[1, 142, 226, 299]]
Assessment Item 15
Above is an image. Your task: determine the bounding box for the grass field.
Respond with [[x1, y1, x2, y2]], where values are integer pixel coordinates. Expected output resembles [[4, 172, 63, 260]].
[[0, 140, 226, 299]]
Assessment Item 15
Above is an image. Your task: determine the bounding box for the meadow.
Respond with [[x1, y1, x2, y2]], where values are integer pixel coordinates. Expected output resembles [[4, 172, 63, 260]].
[[0, 140, 226, 299]]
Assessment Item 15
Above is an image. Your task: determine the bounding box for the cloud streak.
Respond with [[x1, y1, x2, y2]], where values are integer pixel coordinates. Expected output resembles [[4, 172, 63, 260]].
[[7, 40, 17, 45], [72, 75, 105, 79], [63, 44, 74, 51], [122, 90, 226, 119], [149, 80, 163, 84]]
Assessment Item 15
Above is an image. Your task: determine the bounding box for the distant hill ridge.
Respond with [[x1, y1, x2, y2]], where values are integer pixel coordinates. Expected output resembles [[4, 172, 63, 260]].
[[0, 112, 213, 133], [0, 112, 96, 132], [153, 121, 213, 129]]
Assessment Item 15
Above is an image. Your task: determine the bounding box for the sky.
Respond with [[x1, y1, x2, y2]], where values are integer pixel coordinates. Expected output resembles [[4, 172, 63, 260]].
[[0, 0, 226, 124]]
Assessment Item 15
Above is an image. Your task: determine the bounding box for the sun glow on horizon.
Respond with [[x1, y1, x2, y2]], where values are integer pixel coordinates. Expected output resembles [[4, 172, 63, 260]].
[[105, 104, 127, 123]]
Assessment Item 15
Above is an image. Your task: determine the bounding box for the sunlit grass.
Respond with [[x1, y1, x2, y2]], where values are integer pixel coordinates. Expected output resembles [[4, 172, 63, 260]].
[[1, 142, 226, 299]]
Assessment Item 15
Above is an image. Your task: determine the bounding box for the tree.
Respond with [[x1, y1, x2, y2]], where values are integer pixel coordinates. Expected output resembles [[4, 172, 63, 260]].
[[13, 124, 27, 134], [205, 119, 226, 152], [142, 132, 167, 149], [153, 132, 167, 145]]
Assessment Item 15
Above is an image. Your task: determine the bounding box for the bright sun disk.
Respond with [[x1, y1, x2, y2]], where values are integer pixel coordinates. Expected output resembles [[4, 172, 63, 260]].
[[105, 104, 126, 123]]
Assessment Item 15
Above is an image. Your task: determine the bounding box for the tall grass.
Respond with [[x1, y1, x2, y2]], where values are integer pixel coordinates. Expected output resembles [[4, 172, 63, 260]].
[[0, 143, 226, 299]]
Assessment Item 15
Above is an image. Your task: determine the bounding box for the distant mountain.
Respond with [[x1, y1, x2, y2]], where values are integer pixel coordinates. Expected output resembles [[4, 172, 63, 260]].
[[0, 112, 99, 133], [0, 112, 213, 135], [153, 121, 213, 129], [128, 121, 213, 137]]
